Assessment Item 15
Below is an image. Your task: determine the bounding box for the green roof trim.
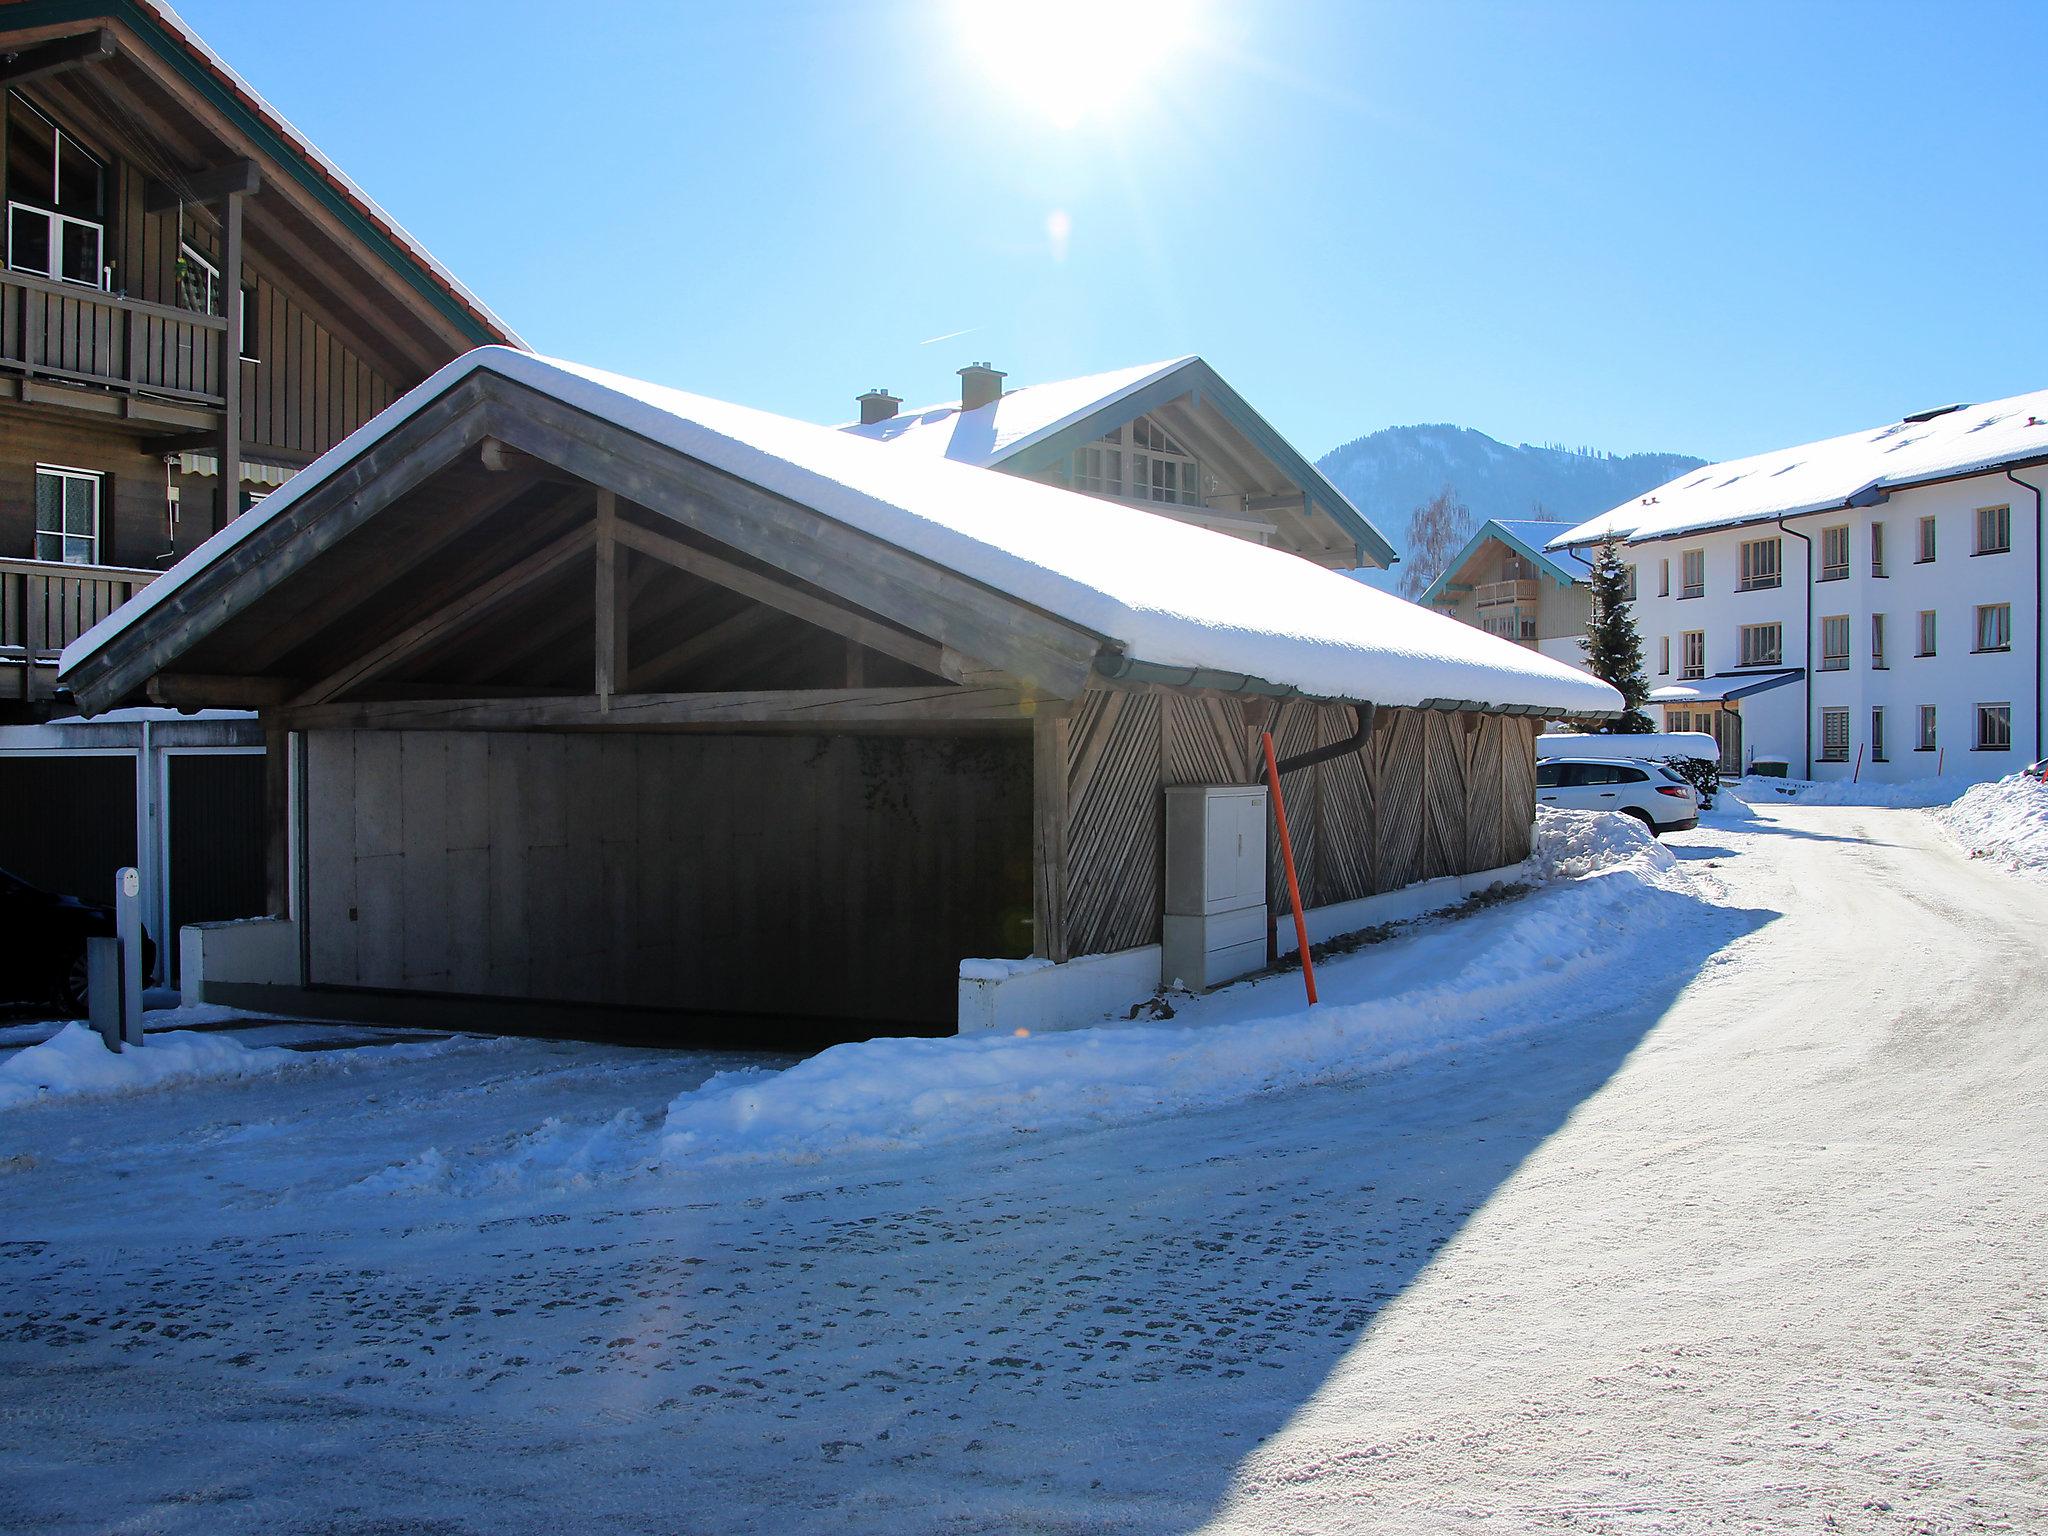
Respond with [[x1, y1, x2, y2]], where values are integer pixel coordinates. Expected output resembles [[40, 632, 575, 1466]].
[[996, 358, 1397, 568], [7, 0, 501, 346]]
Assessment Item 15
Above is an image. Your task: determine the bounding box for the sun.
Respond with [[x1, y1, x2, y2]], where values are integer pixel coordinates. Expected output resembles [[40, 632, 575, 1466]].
[[954, 0, 1203, 130]]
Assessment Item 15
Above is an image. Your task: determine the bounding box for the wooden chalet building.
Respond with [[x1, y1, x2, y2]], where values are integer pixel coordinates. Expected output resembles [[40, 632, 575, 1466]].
[[844, 357, 1395, 572], [0, 0, 517, 718], [63, 349, 1619, 1045]]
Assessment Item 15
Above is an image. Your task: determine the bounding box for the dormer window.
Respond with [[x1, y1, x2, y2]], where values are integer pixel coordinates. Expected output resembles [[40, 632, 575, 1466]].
[[6, 92, 105, 289]]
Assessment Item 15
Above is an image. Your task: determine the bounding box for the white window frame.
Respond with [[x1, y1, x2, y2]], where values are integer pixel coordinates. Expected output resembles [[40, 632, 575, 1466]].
[[1680, 629, 1704, 680], [1975, 703, 2011, 753], [1916, 609, 1937, 658], [33, 462, 101, 565], [178, 238, 223, 316], [1917, 515, 1937, 563], [1658, 635, 1670, 675], [1870, 706, 1886, 762], [1975, 504, 2011, 556], [1871, 612, 1887, 669], [1738, 537, 1781, 591], [1869, 521, 1886, 577], [1658, 558, 1669, 597], [1819, 524, 1849, 582], [1819, 707, 1850, 763], [1078, 417, 1203, 509], [1680, 548, 1705, 599], [1975, 603, 2012, 653], [1917, 705, 1937, 752], [1739, 622, 1782, 667], [1820, 614, 1850, 671]]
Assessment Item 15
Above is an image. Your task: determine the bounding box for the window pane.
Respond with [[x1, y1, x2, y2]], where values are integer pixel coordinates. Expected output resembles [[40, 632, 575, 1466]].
[[1104, 448, 1120, 496], [54, 130, 100, 218], [34, 471, 61, 533], [62, 475, 94, 536], [8, 96, 55, 207], [9, 204, 50, 276], [33, 530, 61, 562], [62, 534, 92, 564], [59, 217, 99, 286]]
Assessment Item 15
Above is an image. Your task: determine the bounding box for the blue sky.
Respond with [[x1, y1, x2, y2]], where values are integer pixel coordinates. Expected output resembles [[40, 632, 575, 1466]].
[[181, 0, 2048, 464]]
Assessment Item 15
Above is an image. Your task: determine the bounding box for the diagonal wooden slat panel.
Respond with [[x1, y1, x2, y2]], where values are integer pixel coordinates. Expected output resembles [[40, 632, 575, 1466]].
[[1371, 707, 1425, 893], [1065, 691, 1162, 957], [1315, 704, 1375, 906], [1421, 709, 1463, 880], [1263, 701, 1323, 912], [1500, 715, 1537, 864], [1464, 712, 1505, 872]]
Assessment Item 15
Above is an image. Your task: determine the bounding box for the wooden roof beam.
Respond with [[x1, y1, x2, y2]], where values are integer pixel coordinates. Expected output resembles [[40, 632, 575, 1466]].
[[0, 29, 115, 87], [276, 685, 1046, 734], [143, 157, 261, 213]]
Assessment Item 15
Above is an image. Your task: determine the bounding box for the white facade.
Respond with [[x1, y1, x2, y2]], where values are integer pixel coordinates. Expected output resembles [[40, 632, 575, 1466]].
[[1618, 471, 2041, 781]]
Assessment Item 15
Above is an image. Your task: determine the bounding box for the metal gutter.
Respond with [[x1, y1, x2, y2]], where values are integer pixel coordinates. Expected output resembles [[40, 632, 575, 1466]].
[[1775, 514, 1815, 777], [1090, 654, 1619, 722]]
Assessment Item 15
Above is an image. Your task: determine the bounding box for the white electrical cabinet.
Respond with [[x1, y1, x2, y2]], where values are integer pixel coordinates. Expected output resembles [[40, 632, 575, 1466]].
[[1162, 784, 1268, 990]]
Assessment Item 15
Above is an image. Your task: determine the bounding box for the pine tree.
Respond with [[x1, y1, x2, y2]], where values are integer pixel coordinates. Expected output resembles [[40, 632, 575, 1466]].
[[1581, 535, 1655, 733]]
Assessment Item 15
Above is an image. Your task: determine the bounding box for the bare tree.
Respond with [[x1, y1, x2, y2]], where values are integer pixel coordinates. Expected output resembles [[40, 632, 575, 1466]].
[[1397, 483, 1475, 602]]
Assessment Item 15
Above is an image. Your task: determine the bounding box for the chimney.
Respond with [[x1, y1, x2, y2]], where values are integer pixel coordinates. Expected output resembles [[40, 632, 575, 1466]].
[[958, 362, 1007, 413], [856, 388, 900, 426]]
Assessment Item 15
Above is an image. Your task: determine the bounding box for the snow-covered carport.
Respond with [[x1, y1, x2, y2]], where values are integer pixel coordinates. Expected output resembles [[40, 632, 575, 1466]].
[[57, 348, 1619, 1046]]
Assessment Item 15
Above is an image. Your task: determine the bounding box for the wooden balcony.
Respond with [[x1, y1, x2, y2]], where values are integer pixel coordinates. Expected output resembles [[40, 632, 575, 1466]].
[[1472, 578, 1539, 608], [0, 269, 227, 419], [0, 556, 160, 702]]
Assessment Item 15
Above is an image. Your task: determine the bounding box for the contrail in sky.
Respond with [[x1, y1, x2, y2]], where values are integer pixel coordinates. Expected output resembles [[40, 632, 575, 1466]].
[[920, 327, 979, 346]]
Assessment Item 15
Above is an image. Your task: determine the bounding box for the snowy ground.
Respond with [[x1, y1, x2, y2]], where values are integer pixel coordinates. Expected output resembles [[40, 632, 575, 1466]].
[[2, 798, 2043, 1533]]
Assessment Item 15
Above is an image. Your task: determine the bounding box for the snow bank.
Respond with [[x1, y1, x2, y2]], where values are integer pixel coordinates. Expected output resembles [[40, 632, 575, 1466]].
[[1933, 775, 2048, 881], [1524, 805, 1674, 881], [1730, 774, 1977, 810], [658, 809, 1702, 1166], [356, 1107, 659, 1197], [0, 1023, 297, 1109]]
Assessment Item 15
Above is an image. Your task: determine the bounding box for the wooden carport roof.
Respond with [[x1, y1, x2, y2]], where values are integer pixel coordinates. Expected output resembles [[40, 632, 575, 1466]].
[[60, 350, 1625, 728]]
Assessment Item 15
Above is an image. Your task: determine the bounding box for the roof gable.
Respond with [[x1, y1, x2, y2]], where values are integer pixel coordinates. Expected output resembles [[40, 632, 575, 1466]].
[[1419, 519, 1590, 607], [844, 357, 1397, 568]]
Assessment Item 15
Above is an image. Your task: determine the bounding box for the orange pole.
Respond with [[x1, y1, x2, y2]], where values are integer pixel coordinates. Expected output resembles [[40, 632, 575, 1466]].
[[1262, 730, 1317, 1006]]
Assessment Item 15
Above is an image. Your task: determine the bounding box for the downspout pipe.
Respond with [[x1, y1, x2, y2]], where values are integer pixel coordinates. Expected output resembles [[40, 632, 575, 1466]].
[[2007, 468, 2045, 764], [1776, 516, 1815, 778], [1265, 702, 1378, 780]]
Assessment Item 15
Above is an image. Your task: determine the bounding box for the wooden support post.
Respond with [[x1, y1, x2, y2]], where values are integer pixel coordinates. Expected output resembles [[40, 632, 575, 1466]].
[[594, 489, 622, 710], [1032, 707, 1071, 963], [217, 188, 244, 530], [263, 720, 290, 918]]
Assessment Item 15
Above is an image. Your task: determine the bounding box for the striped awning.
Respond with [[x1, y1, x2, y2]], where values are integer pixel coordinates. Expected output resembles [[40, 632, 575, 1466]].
[[174, 453, 297, 488]]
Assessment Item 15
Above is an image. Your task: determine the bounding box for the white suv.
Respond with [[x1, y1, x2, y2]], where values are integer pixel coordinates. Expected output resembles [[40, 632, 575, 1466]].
[[1536, 757, 1699, 835]]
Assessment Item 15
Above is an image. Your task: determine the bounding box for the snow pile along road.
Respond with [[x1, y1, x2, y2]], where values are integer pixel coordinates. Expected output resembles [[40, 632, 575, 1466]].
[[1729, 773, 1977, 809], [1933, 774, 2048, 881], [660, 808, 1711, 1166], [0, 1022, 299, 1109]]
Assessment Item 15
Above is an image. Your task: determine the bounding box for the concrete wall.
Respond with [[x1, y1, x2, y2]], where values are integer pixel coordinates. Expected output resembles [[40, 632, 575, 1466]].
[[304, 728, 1032, 1032], [1625, 471, 2043, 780]]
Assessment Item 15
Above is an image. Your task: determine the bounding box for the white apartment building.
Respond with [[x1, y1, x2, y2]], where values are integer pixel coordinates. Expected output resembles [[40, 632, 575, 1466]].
[[1553, 393, 2045, 782]]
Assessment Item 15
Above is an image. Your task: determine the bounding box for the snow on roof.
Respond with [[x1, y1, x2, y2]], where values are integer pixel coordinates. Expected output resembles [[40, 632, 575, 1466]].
[[64, 349, 1621, 718], [1486, 520, 1593, 580], [839, 358, 1190, 467], [1553, 388, 2048, 548], [140, 2, 521, 347]]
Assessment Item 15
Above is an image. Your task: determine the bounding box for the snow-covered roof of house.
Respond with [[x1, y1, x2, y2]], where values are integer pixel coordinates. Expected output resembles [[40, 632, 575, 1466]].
[[62, 349, 1620, 719], [1552, 388, 2048, 548], [1420, 518, 1591, 607], [840, 356, 1398, 567], [126, 2, 520, 348]]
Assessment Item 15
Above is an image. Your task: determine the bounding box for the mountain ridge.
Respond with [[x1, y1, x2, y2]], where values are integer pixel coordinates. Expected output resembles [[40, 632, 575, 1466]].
[[1314, 423, 1705, 586]]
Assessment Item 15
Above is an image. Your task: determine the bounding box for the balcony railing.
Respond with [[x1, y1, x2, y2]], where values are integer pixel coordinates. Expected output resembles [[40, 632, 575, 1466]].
[[1472, 578, 1539, 608], [0, 556, 161, 701], [0, 269, 227, 407]]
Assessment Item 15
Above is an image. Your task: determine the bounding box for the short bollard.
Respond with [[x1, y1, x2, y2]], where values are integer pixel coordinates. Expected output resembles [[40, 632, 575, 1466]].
[[86, 936, 123, 1052], [115, 867, 145, 1047]]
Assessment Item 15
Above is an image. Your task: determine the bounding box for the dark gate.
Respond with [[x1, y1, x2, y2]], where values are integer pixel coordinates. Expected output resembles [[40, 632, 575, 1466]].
[[0, 753, 135, 904], [165, 753, 267, 981]]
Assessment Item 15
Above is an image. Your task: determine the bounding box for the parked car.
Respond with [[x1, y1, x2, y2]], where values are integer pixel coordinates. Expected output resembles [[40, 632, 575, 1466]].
[[0, 865, 156, 1015], [1536, 757, 1699, 835]]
